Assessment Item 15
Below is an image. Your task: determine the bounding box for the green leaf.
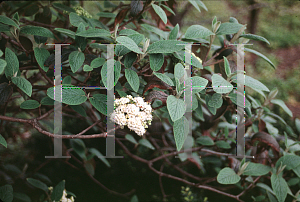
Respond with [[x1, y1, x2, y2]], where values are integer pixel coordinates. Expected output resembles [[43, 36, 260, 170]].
[[83, 65, 93, 72], [271, 99, 292, 117], [13, 192, 31, 202], [0, 184, 13, 202], [187, 76, 208, 94], [62, 76, 72, 85], [245, 48, 275, 69], [216, 140, 231, 149], [70, 139, 87, 160], [124, 52, 137, 69], [116, 36, 143, 54], [69, 12, 88, 27], [125, 69, 140, 93], [296, 118, 300, 134], [196, 0, 208, 11], [0, 49, 3, 57], [208, 93, 223, 108], [0, 23, 10, 32], [47, 86, 87, 105], [228, 92, 251, 108], [216, 22, 244, 35], [217, 167, 241, 184], [141, 24, 169, 39], [139, 139, 155, 150], [76, 28, 111, 38], [54, 28, 76, 39], [275, 155, 300, 170], [20, 25, 54, 38], [53, 3, 76, 13], [20, 100, 40, 109], [223, 56, 231, 77], [130, 195, 139, 202], [185, 25, 214, 39], [188, 0, 201, 12], [125, 134, 138, 144], [169, 23, 179, 40], [51, 180, 65, 201], [229, 17, 239, 24], [0, 59, 6, 74], [152, 4, 167, 24], [101, 60, 121, 90], [242, 162, 271, 176], [89, 94, 107, 115], [11, 77, 32, 97], [147, 40, 188, 54], [196, 136, 214, 146], [271, 173, 288, 202], [0, 15, 19, 28], [26, 178, 48, 192], [205, 94, 216, 115], [89, 148, 110, 167], [240, 34, 270, 45], [69, 51, 85, 73], [115, 34, 144, 56], [286, 139, 300, 152], [70, 105, 87, 117], [167, 95, 186, 122], [174, 63, 185, 82], [91, 58, 105, 68], [34, 47, 50, 72], [232, 75, 270, 92], [119, 29, 139, 36], [5, 48, 19, 80], [161, 4, 175, 15], [173, 116, 189, 151], [85, 162, 95, 176], [97, 12, 116, 18], [153, 72, 174, 86], [0, 134, 7, 148], [212, 74, 233, 94], [149, 53, 164, 71], [41, 96, 54, 105]]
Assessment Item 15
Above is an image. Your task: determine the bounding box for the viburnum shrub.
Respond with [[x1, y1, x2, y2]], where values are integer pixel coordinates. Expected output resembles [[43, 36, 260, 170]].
[[0, 1, 299, 202]]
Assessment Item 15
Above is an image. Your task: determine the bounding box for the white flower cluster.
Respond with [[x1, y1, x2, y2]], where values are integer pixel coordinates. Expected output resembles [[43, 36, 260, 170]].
[[60, 189, 75, 202], [110, 95, 153, 136], [63, 5, 92, 18]]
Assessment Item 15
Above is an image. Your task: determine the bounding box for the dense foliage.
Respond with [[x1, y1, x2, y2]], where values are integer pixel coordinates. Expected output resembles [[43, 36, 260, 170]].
[[0, 1, 300, 202]]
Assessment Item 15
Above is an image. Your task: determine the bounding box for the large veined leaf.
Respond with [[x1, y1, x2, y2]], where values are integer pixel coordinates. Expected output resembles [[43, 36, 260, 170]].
[[149, 53, 164, 71], [174, 63, 185, 82], [20, 25, 55, 38], [26, 178, 48, 192], [271, 173, 288, 202], [5, 48, 19, 80], [70, 105, 87, 117], [89, 148, 110, 167], [54, 28, 76, 39], [0, 15, 19, 28], [173, 116, 189, 151], [212, 74, 233, 94], [141, 24, 169, 39], [147, 40, 188, 54], [196, 136, 214, 146], [208, 93, 223, 108], [216, 22, 244, 35], [232, 75, 270, 92], [187, 76, 208, 94], [271, 99, 292, 117], [69, 12, 88, 27], [169, 24, 179, 40], [11, 77, 32, 97], [173, 51, 203, 69], [152, 4, 167, 24], [125, 69, 140, 92], [153, 72, 174, 86], [0, 184, 13, 202], [139, 139, 155, 150], [89, 94, 107, 115], [69, 51, 85, 73], [47, 86, 87, 105], [51, 180, 65, 201], [245, 48, 275, 69], [240, 34, 270, 45], [167, 95, 186, 122], [242, 162, 271, 176], [115, 34, 144, 56], [228, 92, 251, 108], [275, 155, 300, 170], [223, 56, 231, 77], [101, 60, 121, 90], [76, 28, 111, 38], [34, 47, 50, 72], [217, 167, 241, 184], [185, 25, 214, 39], [116, 36, 143, 54], [20, 100, 40, 109]]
